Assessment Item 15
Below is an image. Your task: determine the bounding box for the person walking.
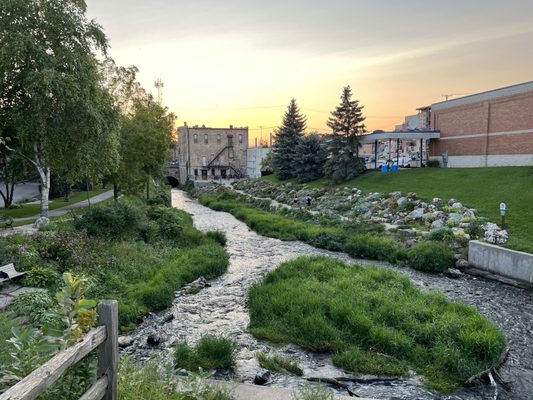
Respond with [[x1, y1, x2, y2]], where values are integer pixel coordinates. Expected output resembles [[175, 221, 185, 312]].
[[305, 194, 312, 207]]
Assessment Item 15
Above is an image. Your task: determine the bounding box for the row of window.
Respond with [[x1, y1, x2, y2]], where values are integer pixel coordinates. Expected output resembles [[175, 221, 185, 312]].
[[192, 133, 244, 145]]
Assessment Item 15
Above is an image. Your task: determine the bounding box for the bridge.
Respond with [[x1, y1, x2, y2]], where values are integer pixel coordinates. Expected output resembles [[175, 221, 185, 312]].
[[166, 162, 180, 187]]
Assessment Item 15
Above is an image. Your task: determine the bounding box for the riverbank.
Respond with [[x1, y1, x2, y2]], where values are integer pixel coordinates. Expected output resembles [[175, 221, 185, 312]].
[[124, 189, 533, 400]]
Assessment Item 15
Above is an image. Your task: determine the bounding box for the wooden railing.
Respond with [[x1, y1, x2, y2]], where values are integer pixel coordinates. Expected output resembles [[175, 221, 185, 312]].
[[0, 300, 118, 400]]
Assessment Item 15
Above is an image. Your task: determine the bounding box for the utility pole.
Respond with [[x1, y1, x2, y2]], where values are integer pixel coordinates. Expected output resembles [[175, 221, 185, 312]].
[[154, 78, 164, 104]]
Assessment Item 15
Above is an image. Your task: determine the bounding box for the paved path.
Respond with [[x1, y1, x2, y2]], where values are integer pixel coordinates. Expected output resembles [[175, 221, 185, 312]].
[[12, 190, 114, 222]]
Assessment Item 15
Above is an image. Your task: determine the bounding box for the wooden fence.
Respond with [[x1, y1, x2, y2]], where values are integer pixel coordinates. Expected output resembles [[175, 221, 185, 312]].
[[0, 300, 118, 400]]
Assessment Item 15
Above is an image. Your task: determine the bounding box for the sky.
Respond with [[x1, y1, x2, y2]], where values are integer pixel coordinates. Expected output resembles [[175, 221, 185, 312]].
[[86, 0, 533, 143]]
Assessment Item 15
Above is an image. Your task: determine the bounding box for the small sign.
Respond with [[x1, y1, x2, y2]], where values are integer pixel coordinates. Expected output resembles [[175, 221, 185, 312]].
[[500, 202, 506, 217]]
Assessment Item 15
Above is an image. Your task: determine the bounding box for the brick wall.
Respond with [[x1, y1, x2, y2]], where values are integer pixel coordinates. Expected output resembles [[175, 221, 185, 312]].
[[429, 88, 533, 165]]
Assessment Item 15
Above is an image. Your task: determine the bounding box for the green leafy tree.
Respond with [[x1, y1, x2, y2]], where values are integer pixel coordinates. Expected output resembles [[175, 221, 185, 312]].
[[0, 0, 120, 217], [260, 150, 274, 176], [324, 86, 366, 184], [116, 99, 176, 199], [294, 134, 327, 183], [272, 99, 306, 180]]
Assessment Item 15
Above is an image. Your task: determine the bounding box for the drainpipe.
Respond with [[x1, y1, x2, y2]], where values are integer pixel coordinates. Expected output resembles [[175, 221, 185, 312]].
[[186, 125, 191, 181]]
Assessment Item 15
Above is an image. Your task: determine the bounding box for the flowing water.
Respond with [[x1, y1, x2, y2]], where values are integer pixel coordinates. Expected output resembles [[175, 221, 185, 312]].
[[126, 190, 533, 400]]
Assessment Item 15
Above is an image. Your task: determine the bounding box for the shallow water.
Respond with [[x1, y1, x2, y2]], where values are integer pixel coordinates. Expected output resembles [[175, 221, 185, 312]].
[[126, 190, 533, 400]]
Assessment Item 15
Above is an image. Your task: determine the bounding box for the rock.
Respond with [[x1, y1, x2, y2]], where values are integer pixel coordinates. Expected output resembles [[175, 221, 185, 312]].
[[452, 227, 466, 237], [448, 198, 458, 206], [34, 217, 50, 229], [451, 202, 464, 210], [147, 333, 163, 346], [397, 197, 408, 208], [463, 209, 476, 218], [447, 268, 465, 279], [254, 369, 271, 385], [118, 335, 134, 348], [455, 259, 470, 269], [432, 197, 442, 207], [407, 192, 417, 200], [162, 313, 174, 323], [408, 208, 425, 220], [178, 369, 189, 376], [430, 219, 445, 230], [447, 213, 463, 221], [389, 191, 402, 199], [482, 223, 509, 244]]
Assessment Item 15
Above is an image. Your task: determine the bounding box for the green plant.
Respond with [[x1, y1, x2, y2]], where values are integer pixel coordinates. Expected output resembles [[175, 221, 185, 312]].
[[407, 241, 454, 272], [147, 185, 171, 207], [205, 231, 227, 246], [428, 227, 454, 242], [8, 291, 54, 327], [257, 351, 303, 375], [22, 267, 61, 289], [174, 335, 237, 371], [343, 234, 407, 263], [427, 160, 441, 168], [75, 201, 146, 240]]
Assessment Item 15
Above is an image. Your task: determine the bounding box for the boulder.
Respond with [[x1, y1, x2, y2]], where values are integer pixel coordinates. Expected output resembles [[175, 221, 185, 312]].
[[447, 213, 463, 221], [451, 202, 464, 210], [147, 333, 163, 346], [254, 369, 271, 385], [455, 259, 470, 269], [432, 197, 442, 207], [408, 208, 425, 220], [430, 219, 445, 230], [446, 268, 465, 279], [118, 336, 134, 348], [34, 217, 50, 229], [407, 192, 417, 200], [448, 198, 458, 206], [397, 197, 408, 208]]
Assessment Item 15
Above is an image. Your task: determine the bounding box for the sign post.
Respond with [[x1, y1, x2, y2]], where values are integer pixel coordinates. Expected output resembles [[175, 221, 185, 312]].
[[499, 202, 507, 229]]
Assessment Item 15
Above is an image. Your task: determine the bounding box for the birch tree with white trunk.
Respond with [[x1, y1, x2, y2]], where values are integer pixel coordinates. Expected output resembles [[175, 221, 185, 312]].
[[0, 0, 119, 217]]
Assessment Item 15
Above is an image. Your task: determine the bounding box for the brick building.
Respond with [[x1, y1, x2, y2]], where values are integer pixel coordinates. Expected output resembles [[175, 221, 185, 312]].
[[176, 124, 248, 182], [428, 81, 533, 167]]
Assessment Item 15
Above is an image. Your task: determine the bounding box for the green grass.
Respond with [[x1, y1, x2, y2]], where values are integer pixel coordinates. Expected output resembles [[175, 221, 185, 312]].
[[316, 168, 532, 252], [0, 312, 16, 368], [248, 256, 506, 393], [257, 351, 303, 375], [174, 335, 237, 371], [0, 187, 110, 219]]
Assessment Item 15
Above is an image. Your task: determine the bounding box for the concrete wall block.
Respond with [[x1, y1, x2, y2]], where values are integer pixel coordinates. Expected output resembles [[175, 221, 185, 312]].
[[469, 240, 533, 283]]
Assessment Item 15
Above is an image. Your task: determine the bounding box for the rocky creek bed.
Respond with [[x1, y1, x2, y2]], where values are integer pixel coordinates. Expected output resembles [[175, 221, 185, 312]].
[[122, 189, 533, 400]]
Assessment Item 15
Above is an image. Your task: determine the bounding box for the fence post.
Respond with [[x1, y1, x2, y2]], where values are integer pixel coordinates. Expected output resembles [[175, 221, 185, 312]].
[[97, 300, 118, 400]]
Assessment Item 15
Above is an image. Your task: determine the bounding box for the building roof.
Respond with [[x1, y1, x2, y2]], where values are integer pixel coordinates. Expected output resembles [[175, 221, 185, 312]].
[[431, 81, 533, 111], [358, 130, 440, 144]]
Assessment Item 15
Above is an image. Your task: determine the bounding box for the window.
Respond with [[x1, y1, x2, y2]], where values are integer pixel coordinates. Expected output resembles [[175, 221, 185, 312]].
[[204, 134, 208, 144], [194, 169, 198, 177], [193, 134, 198, 144], [238, 134, 243, 144], [228, 135, 233, 146], [202, 156, 207, 166], [217, 134, 221, 144]]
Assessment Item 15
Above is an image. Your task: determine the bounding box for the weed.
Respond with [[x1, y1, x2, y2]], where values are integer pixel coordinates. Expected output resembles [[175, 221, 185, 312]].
[[407, 241, 454, 272], [174, 335, 237, 371], [257, 351, 303, 375]]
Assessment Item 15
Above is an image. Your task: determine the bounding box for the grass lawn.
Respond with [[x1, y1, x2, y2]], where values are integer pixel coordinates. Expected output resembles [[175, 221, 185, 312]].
[[263, 167, 533, 253], [0, 187, 111, 219], [249, 256, 506, 393]]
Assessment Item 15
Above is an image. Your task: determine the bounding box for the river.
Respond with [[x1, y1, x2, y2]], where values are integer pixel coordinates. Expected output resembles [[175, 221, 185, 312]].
[[126, 189, 533, 400]]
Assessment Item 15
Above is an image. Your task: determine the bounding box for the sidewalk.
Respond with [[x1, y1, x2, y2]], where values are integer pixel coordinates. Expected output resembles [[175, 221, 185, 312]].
[[12, 190, 114, 222]]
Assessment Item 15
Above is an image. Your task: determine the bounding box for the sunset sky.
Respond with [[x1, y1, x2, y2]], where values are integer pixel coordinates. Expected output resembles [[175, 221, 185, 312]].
[[87, 0, 533, 143]]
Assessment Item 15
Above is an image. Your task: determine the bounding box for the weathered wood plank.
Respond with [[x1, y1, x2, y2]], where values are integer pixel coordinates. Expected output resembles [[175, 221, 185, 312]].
[[0, 326, 106, 400], [97, 300, 118, 400], [79, 376, 108, 400]]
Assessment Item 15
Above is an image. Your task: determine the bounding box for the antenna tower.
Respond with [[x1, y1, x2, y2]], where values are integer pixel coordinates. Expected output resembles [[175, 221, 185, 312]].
[[154, 78, 164, 104]]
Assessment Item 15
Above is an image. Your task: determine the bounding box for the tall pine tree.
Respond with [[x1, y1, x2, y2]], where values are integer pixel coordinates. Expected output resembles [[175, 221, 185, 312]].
[[272, 99, 306, 180], [324, 86, 366, 184], [294, 133, 327, 183]]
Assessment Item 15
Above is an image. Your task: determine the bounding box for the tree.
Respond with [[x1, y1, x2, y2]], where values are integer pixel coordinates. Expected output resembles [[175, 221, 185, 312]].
[[0, 0, 120, 217], [324, 86, 366, 184], [116, 99, 175, 198], [272, 99, 306, 180], [294, 134, 327, 183]]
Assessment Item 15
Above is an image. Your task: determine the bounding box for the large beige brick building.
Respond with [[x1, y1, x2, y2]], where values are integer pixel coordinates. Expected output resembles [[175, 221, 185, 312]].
[[176, 124, 248, 182]]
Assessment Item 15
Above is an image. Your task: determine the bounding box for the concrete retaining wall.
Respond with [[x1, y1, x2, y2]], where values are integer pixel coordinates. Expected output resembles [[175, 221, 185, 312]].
[[468, 240, 533, 283]]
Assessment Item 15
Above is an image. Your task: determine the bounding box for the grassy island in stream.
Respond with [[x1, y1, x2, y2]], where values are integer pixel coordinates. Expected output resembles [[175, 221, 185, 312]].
[[248, 256, 506, 393]]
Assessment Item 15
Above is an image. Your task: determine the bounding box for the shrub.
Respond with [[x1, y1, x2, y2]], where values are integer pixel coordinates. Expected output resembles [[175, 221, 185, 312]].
[[257, 351, 303, 375], [292, 383, 334, 400], [8, 291, 55, 327], [407, 241, 454, 272], [205, 231, 227, 246], [343, 234, 407, 263], [149, 207, 185, 239], [174, 335, 237, 371], [75, 201, 146, 240], [427, 160, 441, 168], [428, 227, 454, 242], [147, 185, 171, 207], [22, 267, 61, 289], [308, 232, 345, 252]]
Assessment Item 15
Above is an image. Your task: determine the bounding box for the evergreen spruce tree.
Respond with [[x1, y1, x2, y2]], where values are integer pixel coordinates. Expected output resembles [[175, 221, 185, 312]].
[[324, 86, 366, 184], [294, 134, 327, 183], [272, 99, 306, 180]]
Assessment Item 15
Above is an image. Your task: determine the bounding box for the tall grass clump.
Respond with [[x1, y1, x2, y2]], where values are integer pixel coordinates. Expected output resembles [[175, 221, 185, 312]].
[[407, 241, 454, 272], [343, 234, 406, 263], [174, 335, 237, 371], [257, 352, 303, 375], [248, 256, 506, 392]]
